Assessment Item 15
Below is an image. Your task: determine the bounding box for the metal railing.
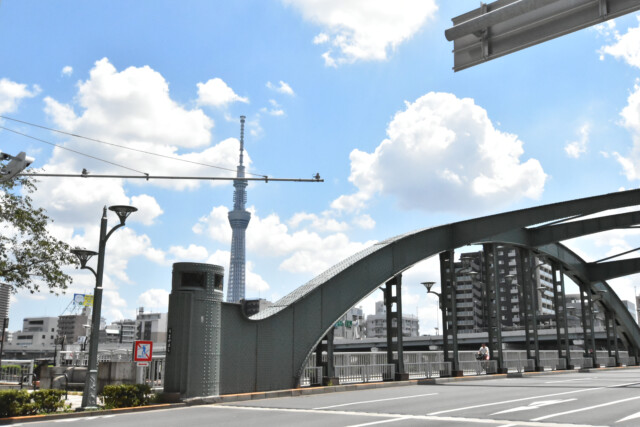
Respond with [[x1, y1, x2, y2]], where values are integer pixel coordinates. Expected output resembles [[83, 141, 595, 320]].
[[502, 352, 534, 373], [141, 356, 165, 391], [300, 367, 323, 387], [334, 364, 395, 384], [404, 361, 451, 379], [460, 360, 497, 375], [1, 360, 34, 383], [538, 357, 567, 371]]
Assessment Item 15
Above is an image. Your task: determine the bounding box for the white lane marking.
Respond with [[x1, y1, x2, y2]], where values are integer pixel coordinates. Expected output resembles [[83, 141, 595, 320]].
[[531, 395, 640, 422], [346, 417, 409, 427], [427, 379, 640, 416], [53, 414, 116, 422], [545, 378, 592, 383], [491, 399, 576, 415], [211, 404, 604, 426], [313, 393, 437, 410], [617, 411, 640, 423], [427, 387, 602, 415]]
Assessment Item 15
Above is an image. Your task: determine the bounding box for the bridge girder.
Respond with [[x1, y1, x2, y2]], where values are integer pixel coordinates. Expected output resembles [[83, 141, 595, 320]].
[[220, 188, 640, 394]]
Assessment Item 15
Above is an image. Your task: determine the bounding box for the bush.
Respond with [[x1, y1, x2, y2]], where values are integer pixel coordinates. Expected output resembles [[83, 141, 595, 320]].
[[100, 384, 154, 409], [0, 389, 68, 418], [0, 390, 31, 418], [31, 390, 67, 414]]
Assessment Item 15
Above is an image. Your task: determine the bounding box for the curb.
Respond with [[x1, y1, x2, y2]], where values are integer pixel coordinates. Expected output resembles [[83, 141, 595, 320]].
[[0, 403, 186, 425]]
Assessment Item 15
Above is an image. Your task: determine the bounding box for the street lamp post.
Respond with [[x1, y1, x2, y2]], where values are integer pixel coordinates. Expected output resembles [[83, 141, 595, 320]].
[[422, 281, 459, 375], [71, 205, 137, 410]]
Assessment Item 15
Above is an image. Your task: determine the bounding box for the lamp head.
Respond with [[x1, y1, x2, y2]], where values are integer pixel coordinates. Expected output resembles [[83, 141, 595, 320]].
[[109, 205, 137, 225], [421, 281, 436, 292], [71, 248, 98, 268]]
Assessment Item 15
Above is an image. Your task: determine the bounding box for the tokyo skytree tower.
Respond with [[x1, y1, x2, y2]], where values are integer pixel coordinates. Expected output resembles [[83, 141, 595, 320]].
[[226, 116, 251, 303]]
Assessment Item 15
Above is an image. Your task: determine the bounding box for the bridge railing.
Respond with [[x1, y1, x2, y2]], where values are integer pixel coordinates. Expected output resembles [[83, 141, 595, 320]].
[[0, 360, 34, 384], [141, 356, 165, 391], [501, 351, 534, 372], [334, 364, 395, 384], [300, 367, 323, 387], [404, 361, 451, 378]]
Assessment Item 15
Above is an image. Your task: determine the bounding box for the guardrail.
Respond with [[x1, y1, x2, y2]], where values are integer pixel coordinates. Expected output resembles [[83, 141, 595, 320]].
[[334, 364, 395, 384], [538, 357, 567, 371], [141, 356, 165, 391], [1, 360, 34, 383], [300, 366, 323, 387], [460, 360, 497, 375], [404, 361, 451, 379], [502, 355, 534, 373]]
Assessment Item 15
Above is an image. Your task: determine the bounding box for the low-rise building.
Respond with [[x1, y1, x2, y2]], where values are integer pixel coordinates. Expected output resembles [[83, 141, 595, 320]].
[[136, 308, 167, 344], [365, 301, 419, 339], [57, 307, 91, 344], [13, 317, 58, 348]]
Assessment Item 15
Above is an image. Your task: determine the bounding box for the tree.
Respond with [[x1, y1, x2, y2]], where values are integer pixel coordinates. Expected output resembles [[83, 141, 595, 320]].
[[0, 176, 77, 294]]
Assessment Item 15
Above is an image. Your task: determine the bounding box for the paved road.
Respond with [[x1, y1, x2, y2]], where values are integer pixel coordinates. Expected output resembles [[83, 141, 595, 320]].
[[11, 368, 640, 426]]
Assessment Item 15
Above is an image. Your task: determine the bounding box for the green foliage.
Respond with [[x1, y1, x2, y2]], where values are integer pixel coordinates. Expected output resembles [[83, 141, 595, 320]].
[[0, 364, 21, 373], [31, 390, 68, 414], [100, 384, 154, 409], [0, 176, 78, 294], [0, 389, 68, 418]]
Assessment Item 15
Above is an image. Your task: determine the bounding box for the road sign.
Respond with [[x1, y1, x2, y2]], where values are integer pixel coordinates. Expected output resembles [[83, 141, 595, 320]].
[[134, 340, 153, 362]]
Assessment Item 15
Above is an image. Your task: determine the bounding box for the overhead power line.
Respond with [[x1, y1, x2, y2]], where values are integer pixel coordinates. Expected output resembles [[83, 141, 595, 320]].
[[0, 126, 147, 175], [0, 115, 267, 178], [20, 172, 323, 183]]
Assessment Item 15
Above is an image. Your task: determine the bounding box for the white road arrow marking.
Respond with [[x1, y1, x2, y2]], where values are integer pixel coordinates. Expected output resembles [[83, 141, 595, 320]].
[[617, 411, 640, 423], [491, 399, 577, 415]]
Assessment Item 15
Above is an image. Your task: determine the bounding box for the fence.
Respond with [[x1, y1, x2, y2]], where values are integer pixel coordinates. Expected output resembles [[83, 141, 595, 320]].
[[0, 360, 34, 383], [141, 356, 165, 391], [334, 364, 395, 384], [502, 351, 534, 372], [404, 361, 451, 378]]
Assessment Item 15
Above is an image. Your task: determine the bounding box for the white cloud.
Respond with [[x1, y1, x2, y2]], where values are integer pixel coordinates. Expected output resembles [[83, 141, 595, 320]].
[[205, 250, 270, 295], [610, 81, 640, 180], [197, 77, 249, 108], [195, 205, 376, 275], [266, 80, 295, 96], [61, 66, 73, 76], [288, 211, 349, 232], [352, 214, 375, 229], [260, 99, 286, 116], [168, 244, 209, 262], [565, 123, 590, 159], [130, 194, 163, 225], [137, 289, 170, 312], [0, 78, 39, 115], [37, 58, 244, 210], [600, 16, 640, 68], [283, 0, 437, 66], [331, 92, 547, 214]]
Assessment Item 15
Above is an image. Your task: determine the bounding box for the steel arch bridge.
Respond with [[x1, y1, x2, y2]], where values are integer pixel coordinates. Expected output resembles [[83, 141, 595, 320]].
[[219, 188, 640, 394]]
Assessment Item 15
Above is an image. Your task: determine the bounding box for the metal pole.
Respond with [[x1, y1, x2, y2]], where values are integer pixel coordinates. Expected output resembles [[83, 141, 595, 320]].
[[0, 318, 6, 371], [558, 266, 572, 369], [529, 254, 541, 370], [586, 291, 599, 367], [394, 275, 405, 377], [81, 207, 108, 409], [518, 250, 532, 362]]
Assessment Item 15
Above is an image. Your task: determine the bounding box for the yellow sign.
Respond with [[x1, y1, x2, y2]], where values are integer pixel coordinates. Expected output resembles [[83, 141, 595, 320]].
[[83, 295, 94, 307]]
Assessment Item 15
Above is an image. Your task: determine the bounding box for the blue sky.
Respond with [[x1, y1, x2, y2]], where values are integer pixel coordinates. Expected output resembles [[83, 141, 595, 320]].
[[2, 1, 640, 334]]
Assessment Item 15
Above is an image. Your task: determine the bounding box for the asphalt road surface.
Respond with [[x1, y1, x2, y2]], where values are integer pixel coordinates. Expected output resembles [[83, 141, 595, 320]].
[[11, 368, 640, 426]]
